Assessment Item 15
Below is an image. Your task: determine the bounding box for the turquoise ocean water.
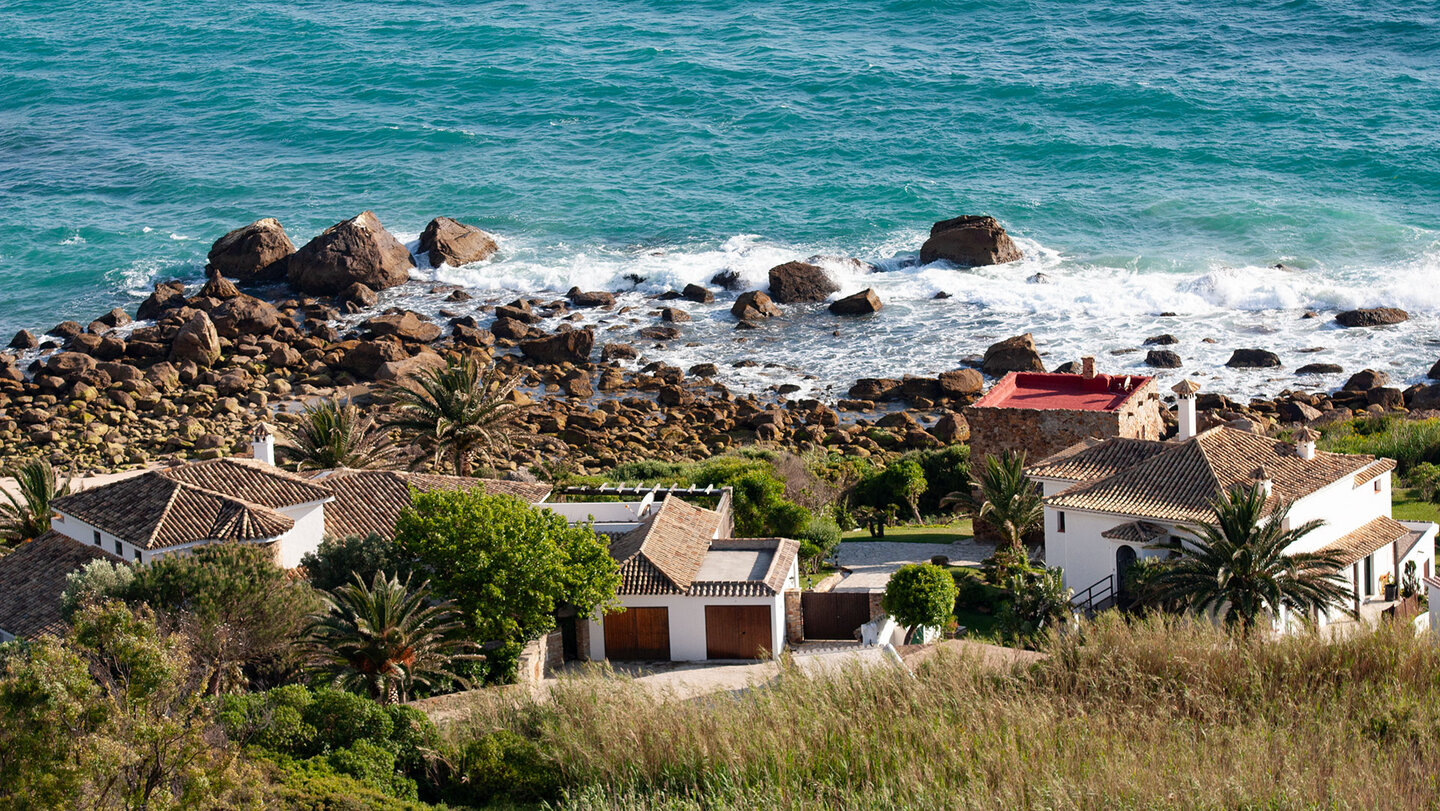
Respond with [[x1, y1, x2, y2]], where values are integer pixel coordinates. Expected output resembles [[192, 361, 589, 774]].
[[2, 0, 1437, 396]]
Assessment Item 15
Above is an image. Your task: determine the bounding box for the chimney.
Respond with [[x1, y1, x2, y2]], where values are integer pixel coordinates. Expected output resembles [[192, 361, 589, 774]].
[[1171, 379, 1201, 441], [1081, 356, 1096, 379], [1295, 427, 1318, 461], [252, 422, 276, 466], [1254, 465, 1273, 499]]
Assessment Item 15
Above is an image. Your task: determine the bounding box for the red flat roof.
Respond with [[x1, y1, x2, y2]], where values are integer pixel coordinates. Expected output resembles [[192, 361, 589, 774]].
[[971, 372, 1151, 412]]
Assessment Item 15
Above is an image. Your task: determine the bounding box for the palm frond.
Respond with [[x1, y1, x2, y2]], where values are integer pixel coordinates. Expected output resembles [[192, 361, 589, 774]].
[[276, 397, 395, 471], [381, 357, 530, 477], [0, 459, 72, 547]]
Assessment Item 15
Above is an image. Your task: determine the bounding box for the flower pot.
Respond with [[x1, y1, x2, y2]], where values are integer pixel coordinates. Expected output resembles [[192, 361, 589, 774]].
[[1384, 583, 1398, 601]]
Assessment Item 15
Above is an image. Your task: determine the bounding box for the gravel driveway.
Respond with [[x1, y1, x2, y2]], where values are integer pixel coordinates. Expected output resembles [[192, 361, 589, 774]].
[[834, 539, 996, 592]]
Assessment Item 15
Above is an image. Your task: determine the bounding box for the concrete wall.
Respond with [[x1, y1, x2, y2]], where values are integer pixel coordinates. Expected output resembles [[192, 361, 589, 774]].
[[274, 502, 327, 569], [586, 591, 788, 662], [1282, 473, 1393, 553]]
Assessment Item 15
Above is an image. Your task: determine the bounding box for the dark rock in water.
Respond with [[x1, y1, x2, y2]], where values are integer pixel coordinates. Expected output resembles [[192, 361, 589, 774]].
[[688, 363, 718, 377], [933, 291, 952, 300], [710, 270, 742, 290], [654, 306, 689, 324], [341, 282, 378, 308], [1144, 349, 1182, 368], [938, 368, 983, 397], [657, 290, 682, 300], [919, 215, 1022, 267], [9, 330, 37, 350], [207, 218, 295, 283], [1429, 359, 1440, 380], [731, 291, 781, 320], [97, 308, 131, 329], [362, 311, 442, 343], [829, 288, 882, 315], [567, 288, 615, 308], [682, 283, 714, 303], [419, 216, 497, 267], [1409, 384, 1440, 411], [601, 343, 638, 362], [638, 325, 680, 340], [170, 311, 221, 367], [288, 210, 415, 295], [1296, 363, 1343, 375], [48, 321, 83, 339], [734, 320, 759, 330], [210, 295, 283, 338], [45, 351, 96, 376], [521, 328, 594, 364], [444, 289, 471, 302], [1158, 312, 1177, 317], [1027, 272, 1050, 284], [849, 378, 902, 401], [983, 333, 1045, 376], [1225, 348, 1280, 369], [137, 281, 188, 320], [1342, 369, 1389, 391], [1301, 310, 1319, 319], [767, 261, 838, 304], [1335, 307, 1408, 328], [1053, 361, 1081, 374], [1143, 334, 1178, 346], [495, 304, 540, 325], [491, 317, 537, 341]]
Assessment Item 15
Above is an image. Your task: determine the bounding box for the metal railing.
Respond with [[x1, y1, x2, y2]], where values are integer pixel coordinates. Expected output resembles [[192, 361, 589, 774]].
[[1071, 574, 1115, 613]]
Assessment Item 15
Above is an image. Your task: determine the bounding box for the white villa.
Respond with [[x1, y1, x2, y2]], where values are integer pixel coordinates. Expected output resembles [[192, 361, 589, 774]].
[[1031, 381, 1437, 628], [0, 427, 800, 659]]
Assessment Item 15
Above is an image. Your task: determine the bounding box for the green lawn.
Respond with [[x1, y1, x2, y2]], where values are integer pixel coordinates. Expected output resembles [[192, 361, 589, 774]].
[[843, 519, 974, 544], [800, 563, 840, 590], [1394, 487, 1440, 524]]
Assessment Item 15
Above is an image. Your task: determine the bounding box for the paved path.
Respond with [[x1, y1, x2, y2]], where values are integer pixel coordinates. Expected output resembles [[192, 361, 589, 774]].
[[834, 539, 995, 591]]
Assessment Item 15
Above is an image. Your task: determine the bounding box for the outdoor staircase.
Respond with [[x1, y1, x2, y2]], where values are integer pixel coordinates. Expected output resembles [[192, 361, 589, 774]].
[[1070, 574, 1116, 617]]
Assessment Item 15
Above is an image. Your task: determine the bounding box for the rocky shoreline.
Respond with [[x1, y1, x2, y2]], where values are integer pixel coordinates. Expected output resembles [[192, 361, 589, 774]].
[[1, 212, 1435, 476]]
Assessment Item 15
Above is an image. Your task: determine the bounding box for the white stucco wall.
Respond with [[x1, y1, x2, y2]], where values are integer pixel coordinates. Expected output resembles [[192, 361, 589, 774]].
[[53, 511, 142, 563], [1045, 506, 1183, 594], [1281, 472, 1392, 553], [586, 591, 787, 662], [273, 501, 328, 568]]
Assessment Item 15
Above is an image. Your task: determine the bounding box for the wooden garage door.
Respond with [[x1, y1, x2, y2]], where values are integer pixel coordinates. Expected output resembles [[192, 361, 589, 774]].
[[603, 607, 670, 660], [801, 591, 872, 641], [705, 605, 772, 660]]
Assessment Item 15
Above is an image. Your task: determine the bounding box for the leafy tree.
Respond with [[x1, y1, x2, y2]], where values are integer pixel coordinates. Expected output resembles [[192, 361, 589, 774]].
[[300, 532, 414, 593], [705, 468, 811, 537], [0, 458, 72, 550], [1144, 485, 1354, 633], [277, 397, 395, 471], [0, 602, 266, 809], [306, 572, 475, 704], [881, 563, 958, 643], [1408, 462, 1440, 503], [383, 357, 528, 477], [970, 451, 1043, 552], [120, 543, 320, 694], [884, 459, 927, 523], [395, 489, 620, 659], [60, 557, 135, 621]]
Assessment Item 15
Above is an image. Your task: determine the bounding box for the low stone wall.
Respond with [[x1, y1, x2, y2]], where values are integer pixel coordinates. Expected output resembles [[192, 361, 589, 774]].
[[784, 590, 804, 645], [516, 629, 566, 684]]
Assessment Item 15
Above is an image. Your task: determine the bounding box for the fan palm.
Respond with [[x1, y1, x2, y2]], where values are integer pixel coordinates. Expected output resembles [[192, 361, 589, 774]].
[[306, 571, 475, 704], [0, 459, 72, 549], [383, 357, 528, 477], [962, 451, 1043, 552], [1144, 485, 1354, 634], [276, 397, 395, 471]]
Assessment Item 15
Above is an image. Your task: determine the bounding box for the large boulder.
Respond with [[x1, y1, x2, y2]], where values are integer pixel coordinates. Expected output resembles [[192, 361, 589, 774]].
[[374, 351, 448, 382], [418, 216, 498, 267], [45, 352, 97, 376], [919, 215, 1022, 267], [137, 281, 188, 320], [767, 262, 838, 304], [361, 311, 442, 343], [682, 283, 714, 303], [1342, 369, 1390, 391], [1336, 308, 1408, 328], [982, 333, 1045, 376], [829, 288, 883, 315], [339, 341, 408, 379], [288, 211, 415, 295], [207, 218, 295, 282], [1144, 349, 1182, 368], [1296, 362, 1343, 375], [520, 328, 594, 365], [210, 295, 283, 338], [731, 291, 782, 320], [170, 311, 222, 367], [938, 368, 983, 397], [1225, 348, 1281, 369]]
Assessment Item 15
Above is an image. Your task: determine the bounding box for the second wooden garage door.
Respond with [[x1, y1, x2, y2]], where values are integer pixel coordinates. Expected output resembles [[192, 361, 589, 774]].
[[603, 607, 670, 660], [705, 605, 772, 660]]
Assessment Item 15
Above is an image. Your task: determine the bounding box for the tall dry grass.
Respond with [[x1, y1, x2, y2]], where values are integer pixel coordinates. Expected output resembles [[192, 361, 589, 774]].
[[438, 614, 1440, 810]]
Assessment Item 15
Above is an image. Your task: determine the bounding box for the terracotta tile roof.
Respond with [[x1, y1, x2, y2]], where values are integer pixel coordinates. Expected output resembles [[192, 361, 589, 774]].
[[0, 531, 120, 639], [158, 458, 332, 508], [303, 468, 551, 540], [1028, 437, 1169, 483], [1100, 521, 1169, 544], [1317, 515, 1413, 567], [54, 472, 294, 549], [1354, 458, 1396, 486], [610, 496, 722, 595], [1045, 427, 1384, 523]]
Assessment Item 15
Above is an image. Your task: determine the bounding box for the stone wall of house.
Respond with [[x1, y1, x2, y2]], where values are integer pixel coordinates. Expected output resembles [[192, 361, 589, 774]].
[[869, 592, 886, 623], [516, 629, 566, 683], [784, 590, 804, 644]]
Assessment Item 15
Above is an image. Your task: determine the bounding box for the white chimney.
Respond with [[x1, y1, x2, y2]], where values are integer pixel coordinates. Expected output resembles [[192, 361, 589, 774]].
[[252, 422, 276, 466], [1295, 427, 1318, 461], [1171, 379, 1201, 441], [1254, 465, 1273, 499]]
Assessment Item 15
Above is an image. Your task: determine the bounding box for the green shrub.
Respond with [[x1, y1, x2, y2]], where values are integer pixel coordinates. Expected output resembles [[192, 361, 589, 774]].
[[952, 568, 1010, 614], [304, 688, 395, 754], [881, 563, 958, 641], [440, 729, 560, 805], [59, 558, 135, 621], [1409, 462, 1440, 503], [269, 755, 432, 811], [1321, 417, 1440, 473], [327, 740, 417, 801], [300, 533, 415, 593]]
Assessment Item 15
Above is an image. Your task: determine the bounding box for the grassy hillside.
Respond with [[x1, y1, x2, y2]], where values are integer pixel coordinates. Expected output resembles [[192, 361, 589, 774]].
[[430, 615, 1440, 810]]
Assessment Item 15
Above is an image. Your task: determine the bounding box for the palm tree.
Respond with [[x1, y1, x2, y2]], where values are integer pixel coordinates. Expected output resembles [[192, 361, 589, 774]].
[[962, 451, 1043, 552], [0, 459, 72, 549], [383, 357, 528, 477], [306, 571, 475, 704], [276, 397, 394, 471], [1143, 485, 1354, 633]]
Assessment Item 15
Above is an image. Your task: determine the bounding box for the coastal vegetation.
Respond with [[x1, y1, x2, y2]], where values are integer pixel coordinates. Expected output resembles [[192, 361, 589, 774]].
[[383, 357, 529, 477], [276, 396, 395, 471], [0, 458, 71, 551]]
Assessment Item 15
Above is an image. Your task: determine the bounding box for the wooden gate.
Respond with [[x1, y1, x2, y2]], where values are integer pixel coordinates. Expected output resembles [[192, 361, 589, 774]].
[[705, 605, 773, 659], [603, 607, 670, 660], [801, 591, 872, 640]]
